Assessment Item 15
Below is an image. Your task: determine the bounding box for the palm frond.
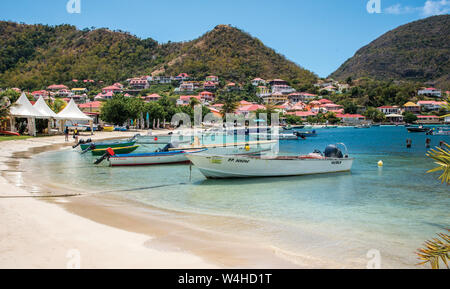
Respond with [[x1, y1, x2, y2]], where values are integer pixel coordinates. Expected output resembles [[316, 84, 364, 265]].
[[426, 143, 450, 184], [416, 230, 450, 269]]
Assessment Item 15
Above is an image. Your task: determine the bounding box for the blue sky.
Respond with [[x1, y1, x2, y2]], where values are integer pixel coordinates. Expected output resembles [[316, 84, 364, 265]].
[[0, 0, 449, 78]]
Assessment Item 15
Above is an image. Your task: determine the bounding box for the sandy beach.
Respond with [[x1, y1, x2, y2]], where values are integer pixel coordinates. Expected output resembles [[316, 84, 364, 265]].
[[0, 131, 299, 269]]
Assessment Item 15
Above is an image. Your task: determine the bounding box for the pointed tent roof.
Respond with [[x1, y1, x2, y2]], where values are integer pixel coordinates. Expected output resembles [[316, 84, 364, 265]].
[[33, 96, 58, 118], [10, 93, 47, 118], [57, 99, 92, 121]]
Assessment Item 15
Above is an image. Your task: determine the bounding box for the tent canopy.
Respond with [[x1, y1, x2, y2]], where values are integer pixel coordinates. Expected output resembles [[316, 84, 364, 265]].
[[10, 93, 47, 119], [57, 99, 93, 121], [33, 96, 59, 118]]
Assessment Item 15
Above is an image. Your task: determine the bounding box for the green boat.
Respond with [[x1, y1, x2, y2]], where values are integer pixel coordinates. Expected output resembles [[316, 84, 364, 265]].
[[80, 141, 136, 151], [91, 145, 140, 156]]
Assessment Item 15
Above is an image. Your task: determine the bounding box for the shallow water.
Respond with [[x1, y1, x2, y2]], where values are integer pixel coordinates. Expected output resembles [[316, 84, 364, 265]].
[[25, 126, 450, 268]]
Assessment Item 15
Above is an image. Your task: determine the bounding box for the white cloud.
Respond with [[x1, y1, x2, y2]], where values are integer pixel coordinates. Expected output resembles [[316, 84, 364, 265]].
[[422, 0, 450, 16], [384, 0, 450, 16]]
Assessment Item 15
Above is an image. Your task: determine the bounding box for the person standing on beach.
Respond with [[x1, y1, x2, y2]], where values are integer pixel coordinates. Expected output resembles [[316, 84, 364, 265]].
[[64, 127, 69, 142], [73, 128, 79, 143]]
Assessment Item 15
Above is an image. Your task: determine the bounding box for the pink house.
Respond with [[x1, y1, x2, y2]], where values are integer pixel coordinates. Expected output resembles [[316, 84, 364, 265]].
[[47, 84, 68, 91], [142, 94, 161, 102], [199, 91, 215, 102], [102, 85, 122, 94], [177, 95, 202, 106]]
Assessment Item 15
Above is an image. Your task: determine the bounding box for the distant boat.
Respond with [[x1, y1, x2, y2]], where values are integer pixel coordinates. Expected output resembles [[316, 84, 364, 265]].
[[250, 133, 299, 140], [355, 124, 371, 129], [294, 130, 317, 138], [187, 144, 353, 179], [106, 150, 196, 166], [407, 126, 431, 133], [283, 125, 305, 131]]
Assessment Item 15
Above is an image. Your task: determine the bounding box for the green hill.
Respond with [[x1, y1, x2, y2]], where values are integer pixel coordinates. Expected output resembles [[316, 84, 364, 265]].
[[0, 22, 317, 90], [330, 15, 450, 90]]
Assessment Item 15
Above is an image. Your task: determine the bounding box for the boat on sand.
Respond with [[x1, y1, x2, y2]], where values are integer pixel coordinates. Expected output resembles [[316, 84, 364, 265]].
[[187, 144, 354, 179]]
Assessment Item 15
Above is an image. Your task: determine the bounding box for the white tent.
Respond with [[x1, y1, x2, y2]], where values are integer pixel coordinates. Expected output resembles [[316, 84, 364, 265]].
[[9, 93, 48, 136], [33, 96, 60, 134], [33, 96, 58, 118], [57, 99, 93, 135]]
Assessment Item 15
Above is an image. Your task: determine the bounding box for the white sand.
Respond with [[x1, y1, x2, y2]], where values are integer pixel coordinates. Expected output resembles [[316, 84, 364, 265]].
[[0, 132, 216, 269]]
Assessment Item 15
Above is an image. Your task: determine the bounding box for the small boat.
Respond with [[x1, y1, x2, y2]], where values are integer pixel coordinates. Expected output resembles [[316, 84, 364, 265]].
[[187, 144, 354, 179], [91, 145, 139, 156], [0, 131, 20, 136], [283, 125, 305, 131], [295, 130, 317, 138], [407, 126, 431, 133], [106, 150, 199, 166], [434, 128, 450, 136], [103, 126, 114, 132], [79, 140, 136, 151]]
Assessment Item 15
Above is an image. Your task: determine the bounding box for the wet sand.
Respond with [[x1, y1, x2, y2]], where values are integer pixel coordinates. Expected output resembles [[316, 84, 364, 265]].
[[0, 132, 299, 269]]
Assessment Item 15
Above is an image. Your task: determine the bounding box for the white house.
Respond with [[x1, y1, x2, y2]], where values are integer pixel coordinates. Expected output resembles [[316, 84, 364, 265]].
[[377, 106, 401, 115], [271, 85, 295, 94], [418, 88, 442, 98]]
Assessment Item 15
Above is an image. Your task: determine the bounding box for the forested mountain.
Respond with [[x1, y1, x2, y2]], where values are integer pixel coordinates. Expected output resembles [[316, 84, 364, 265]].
[[330, 15, 450, 90], [0, 22, 317, 90]]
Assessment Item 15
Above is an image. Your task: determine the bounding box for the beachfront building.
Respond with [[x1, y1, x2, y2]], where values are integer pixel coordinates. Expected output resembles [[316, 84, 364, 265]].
[[416, 115, 441, 124], [403, 102, 421, 114], [321, 103, 344, 113], [236, 104, 266, 117], [377, 106, 401, 115], [336, 114, 366, 125], [385, 114, 404, 123], [78, 101, 103, 114], [263, 92, 288, 104], [251, 78, 266, 86], [287, 111, 317, 121], [418, 87, 442, 98]]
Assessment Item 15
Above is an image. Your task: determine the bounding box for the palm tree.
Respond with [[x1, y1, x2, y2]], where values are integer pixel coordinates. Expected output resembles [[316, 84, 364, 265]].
[[416, 141, 450, 269], [221, 95, 238, 114], [0, 96, 12, 118]]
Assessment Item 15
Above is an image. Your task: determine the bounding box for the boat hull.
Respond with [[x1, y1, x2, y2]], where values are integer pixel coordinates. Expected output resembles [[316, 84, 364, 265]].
[[187, 154, 354, 179], [92, 145, 139, 156], [80, 141, 136, 151], [109, 151, 190, 166]]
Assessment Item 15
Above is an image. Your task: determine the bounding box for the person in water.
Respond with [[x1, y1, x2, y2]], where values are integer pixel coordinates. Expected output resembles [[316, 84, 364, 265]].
[[406, 139, 412, 148], [426, 138, 431, 148]]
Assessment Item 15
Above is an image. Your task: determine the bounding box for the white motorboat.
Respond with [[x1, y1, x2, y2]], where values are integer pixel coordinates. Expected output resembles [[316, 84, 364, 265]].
[[186, 144, 354, 179], [108, 150, 196, 167]]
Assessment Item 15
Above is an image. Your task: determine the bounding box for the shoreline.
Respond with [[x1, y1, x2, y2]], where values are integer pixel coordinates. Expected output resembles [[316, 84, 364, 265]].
[[0, 132, 300, 269]]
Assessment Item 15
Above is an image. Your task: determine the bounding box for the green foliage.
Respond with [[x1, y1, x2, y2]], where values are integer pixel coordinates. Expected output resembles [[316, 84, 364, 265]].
[[403, 111, 418, 124], [284, 114, 303, 125], [100, 96, 133, 125], [331, 15, 450, 90], [364, 107, 386, 123]]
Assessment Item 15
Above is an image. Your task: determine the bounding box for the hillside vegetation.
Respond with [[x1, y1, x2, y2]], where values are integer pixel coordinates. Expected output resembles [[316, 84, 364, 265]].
[[330, 15, 450, 90], [0, 22, 317, 90]]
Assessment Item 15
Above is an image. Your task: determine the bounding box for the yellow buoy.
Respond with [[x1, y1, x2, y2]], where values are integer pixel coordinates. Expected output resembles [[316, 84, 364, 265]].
[[245, 145, 250, 151], [378, 160, 384, 167]]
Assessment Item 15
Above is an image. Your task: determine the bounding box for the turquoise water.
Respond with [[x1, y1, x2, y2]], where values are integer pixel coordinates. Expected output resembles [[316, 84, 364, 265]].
[[26, 126, 449, 268]]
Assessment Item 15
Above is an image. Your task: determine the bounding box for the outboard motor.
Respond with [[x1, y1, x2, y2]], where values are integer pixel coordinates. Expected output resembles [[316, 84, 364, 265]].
[[324, 145, 343, 158], [72, 139, 86, 149], [157, 141, 180, 152], [81, 143, 96, 155], [94, 148, 115, 165]]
